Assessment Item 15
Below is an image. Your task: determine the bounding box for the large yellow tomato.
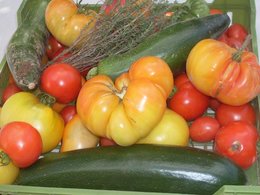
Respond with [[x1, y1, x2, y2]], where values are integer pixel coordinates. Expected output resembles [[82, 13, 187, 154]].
[[77, 56, 174, 146], [186, 39, 260, 106], [61, 115, 99, 152], [45, 0, 97, 46], [138, 109, 189, 146], [0, 92, 64, 153], [0, 149, 19, 184]]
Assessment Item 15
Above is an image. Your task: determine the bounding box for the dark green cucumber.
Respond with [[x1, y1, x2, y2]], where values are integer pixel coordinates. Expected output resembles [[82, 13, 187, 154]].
[[6, 0, 50, 91], [88, 14, 230, 80], [15, 144, 246, 194]]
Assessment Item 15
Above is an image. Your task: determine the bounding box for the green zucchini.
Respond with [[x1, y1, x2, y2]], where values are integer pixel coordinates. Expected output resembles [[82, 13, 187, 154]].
[[6, 0, 50, 91], [15, 144, 246, 194], [88, 14, 230, 80]]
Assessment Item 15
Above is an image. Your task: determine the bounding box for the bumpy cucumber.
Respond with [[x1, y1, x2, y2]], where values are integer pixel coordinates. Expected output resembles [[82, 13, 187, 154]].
[[15, 144, 246, 194], [88, 14, 230, 79], [6, 0, 50, 90]]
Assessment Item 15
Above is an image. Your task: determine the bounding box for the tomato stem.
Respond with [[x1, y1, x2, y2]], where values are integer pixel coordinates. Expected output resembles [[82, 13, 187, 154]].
[[0, 151, 11, 166], [232, 34, 252, 62], [37, 92, 56, 107]]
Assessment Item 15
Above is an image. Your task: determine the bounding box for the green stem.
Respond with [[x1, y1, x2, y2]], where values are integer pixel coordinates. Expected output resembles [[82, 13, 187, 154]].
[[0, 151, 11, 166], [37, 92, 56, 107], [232, 34, 252, 62]]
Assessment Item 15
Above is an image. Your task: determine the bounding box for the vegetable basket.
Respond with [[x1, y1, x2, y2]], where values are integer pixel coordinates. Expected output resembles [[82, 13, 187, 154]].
[[0, 0, 260, 194]]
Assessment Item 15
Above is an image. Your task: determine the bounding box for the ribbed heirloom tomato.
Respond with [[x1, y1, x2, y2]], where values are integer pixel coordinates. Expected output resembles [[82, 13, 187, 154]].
[[77, 56, 173, 146], [186, 39, 260, 106]]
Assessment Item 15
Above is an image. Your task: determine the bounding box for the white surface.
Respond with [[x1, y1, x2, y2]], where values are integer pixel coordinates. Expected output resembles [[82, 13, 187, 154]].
[[0, 0, 260, 61]]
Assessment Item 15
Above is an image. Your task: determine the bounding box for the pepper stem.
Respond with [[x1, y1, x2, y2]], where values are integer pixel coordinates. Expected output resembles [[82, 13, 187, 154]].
[[232, 34, 252, 62]]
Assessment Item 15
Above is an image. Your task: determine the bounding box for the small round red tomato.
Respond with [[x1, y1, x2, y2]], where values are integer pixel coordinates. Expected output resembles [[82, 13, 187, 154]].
[[214, 121, 258, 169], [60, 105, 77, 124], [99, 137, 117, 146], [216, 103, 256, 126], [168, 76, 210, 121], [1, 83, 22, 104], [189, 116, 220, 142], [208, 97, 221, 111], [46, 35, 65, 60], [210, 9, 223, 15], [174, 72, 190, 88], [226, 23, 248, 43], [40, 63, 82, 104], [0, 121, 42, 168]]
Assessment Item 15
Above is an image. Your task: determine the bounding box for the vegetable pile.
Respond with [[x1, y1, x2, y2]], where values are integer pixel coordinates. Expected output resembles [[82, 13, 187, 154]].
[[0, 0, 260, 194]]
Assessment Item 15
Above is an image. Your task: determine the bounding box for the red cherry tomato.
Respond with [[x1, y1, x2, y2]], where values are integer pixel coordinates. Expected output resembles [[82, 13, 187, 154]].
[[216, 103, 256, 126], [210, 9, 223, 15], [46, 35, 66, 60], [60, 105, 77, 124], [1, 83, 22, 104], [0, 121, 42, 168], [214, 121, 258, 169], [168, 74, 210, 121], [189, 116, 220, 142], [208, 97, 221, 111], [99, 137, 117, 146], [40, 63, 82, 104], [226, 23, 248, 43]]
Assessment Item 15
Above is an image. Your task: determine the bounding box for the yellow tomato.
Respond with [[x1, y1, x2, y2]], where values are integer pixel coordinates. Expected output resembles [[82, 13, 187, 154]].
[[45, 0, 97, 46], [61, 115, 99, 152], [0, 92, 64, 153], [77, 56, 174, 146], [138, 109, 189, 146], [186, 39, 260, 106], [0, 149, 19, 184]]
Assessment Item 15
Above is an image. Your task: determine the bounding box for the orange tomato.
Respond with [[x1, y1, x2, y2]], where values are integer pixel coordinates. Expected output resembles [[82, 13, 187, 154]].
[[60, 115, 99, 152], [77, 56, 173, 146], [186, 39, 260, 106], [45, 0, 97, 46]]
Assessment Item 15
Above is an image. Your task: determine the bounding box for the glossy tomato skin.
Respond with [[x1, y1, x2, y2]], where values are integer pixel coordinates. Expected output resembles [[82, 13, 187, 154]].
[[1, 83, 22, 104], [40, 63, 82, 104], [186, 39, 260, 106], [0, 122, 42, 168], [0, 92, 64, 153], [60, 105, 77, 124], [0, 149, 19, 184], [226, 23, 248, 43], [216, 103, 256, 126], [189, 116, 220, 142], [138, 109, 189, 146], [77, 56, 173, 146], [45, 0, 97, 46], [46, 35, 65, 60], [99, 137, 117, 146], [168, 77, 210, 121], [214, 121, 259, 169]]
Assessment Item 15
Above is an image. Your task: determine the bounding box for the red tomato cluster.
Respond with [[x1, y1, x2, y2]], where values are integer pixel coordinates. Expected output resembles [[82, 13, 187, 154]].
[[167, 71, 259, 170]]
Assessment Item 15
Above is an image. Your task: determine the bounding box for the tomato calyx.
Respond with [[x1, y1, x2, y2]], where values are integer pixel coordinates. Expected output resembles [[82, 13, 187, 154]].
[[0, 151, 11, 166], [232, 34, 252, 62], [230, 141, 243, 153]]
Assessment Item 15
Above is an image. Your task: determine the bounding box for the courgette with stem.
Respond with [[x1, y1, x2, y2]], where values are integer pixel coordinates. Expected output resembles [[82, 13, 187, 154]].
[[6, 0, 50, 91], [15, 144, 246, 195], [87, 14, 230, 80]]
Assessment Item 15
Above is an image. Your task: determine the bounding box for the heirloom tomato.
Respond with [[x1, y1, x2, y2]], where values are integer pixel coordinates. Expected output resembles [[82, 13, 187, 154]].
[[214, 121, 259, 169], [0, 92, 64, 153], [138, 109, 189, 146], [186, 39, 260, 106], [0, 122, 42, 168], [77, 56, 173, 146], [0, 149, 19, 184], [61, 115, 99, 152], [45, 0, 97, 46]]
